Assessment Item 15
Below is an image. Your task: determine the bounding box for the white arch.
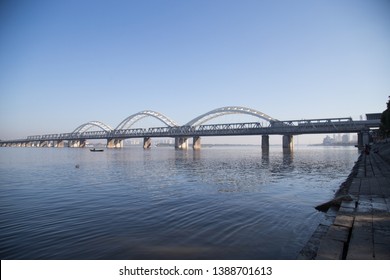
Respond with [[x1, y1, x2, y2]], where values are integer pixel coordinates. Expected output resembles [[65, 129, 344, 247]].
[[72, 121, 113, 134], [185, 106, 277, 126], [115, 110, 179, 130]]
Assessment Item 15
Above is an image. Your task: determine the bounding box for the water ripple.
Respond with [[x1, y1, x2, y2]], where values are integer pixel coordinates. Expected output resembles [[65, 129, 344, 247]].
[[0, 146, 358, 259]]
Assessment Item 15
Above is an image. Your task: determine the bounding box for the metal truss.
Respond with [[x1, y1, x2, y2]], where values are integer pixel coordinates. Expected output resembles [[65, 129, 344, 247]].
[[72, 121, 113, 134], [271, 118, 379, 134], [109, 122, 266, 138], [185, 106, 277, 126], [16, 118, 379, 144], [115, 110, 179, 130]]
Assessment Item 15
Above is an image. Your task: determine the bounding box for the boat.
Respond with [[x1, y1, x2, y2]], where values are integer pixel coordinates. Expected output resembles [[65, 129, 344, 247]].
[[90, 148, 104, 152]]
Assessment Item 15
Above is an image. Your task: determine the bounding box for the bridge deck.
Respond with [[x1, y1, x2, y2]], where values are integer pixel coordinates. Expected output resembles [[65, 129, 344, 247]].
[[0, 119, 380, 145]]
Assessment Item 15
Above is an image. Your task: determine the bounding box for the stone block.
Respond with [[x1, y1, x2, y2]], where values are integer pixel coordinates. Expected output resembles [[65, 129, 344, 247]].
[[347, 224, 374, 260], [374, 242, 390, 259], [373, 214, 390, 231], [326, 225, 350, 242], [316, 239, 344, 260], [334, 215, 354, 228], [340, 200, 356, 209]]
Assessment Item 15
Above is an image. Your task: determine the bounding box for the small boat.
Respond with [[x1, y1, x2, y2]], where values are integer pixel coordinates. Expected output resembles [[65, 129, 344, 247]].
[[90, 148, 104, 152]]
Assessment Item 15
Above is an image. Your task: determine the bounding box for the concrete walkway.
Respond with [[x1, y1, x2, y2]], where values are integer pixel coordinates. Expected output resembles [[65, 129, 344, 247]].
[[314, 141, 390, 260]]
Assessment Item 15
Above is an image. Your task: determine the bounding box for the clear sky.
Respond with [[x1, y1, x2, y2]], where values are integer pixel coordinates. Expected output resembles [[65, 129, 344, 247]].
[[1, 0, 389, 144]]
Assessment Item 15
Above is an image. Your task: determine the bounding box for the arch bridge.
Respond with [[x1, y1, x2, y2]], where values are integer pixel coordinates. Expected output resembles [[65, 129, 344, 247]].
[[0, 106, 380, 150]]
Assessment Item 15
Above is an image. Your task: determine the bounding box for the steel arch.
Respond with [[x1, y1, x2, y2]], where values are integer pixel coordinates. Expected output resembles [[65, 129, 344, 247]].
[[115, 110, 179, 130], [185, 106, 277, 126], [72, 121, 113, 134]]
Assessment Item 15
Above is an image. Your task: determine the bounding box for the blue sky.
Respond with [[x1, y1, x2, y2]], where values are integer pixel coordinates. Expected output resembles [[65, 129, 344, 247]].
[[1, 0, 389, 144]]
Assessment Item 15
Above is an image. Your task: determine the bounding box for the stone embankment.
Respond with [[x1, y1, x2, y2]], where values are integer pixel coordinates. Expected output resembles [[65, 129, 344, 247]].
[[299, 140, 390, 260]]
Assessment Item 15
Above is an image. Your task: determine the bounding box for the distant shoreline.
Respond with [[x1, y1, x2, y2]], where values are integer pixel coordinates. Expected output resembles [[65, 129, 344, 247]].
[[308, 143, 357, 147]]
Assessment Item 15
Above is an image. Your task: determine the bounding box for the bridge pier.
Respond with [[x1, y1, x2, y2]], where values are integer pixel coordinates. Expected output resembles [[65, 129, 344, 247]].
[[39, 141, 48, 147], [143, 137, 152, 149], [175, 137, 188, 150], [79, 140, 86, 148], [54, 140, 64, 148], [357, 131, 370, 149], [69, 140, 86, 148], [261, 135, 269, 150], [107, 138, 123, 148], [193, 136, 201, 150], [282, 135, 294, 150]]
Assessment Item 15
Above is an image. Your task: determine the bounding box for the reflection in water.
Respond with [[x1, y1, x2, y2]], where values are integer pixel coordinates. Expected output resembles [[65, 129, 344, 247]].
[[261, 149, 270, 167], [283, 148, 294, 160], [0, 146, 358, 259]]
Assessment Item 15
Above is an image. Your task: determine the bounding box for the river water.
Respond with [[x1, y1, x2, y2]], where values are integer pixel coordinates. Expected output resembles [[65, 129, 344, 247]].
[[0, 145, 358, 259]]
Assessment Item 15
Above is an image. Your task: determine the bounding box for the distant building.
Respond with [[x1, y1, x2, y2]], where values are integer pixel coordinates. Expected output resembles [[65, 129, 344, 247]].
[[366, 113, 381, 120], [323, 135, 335, 145], [322, 134, 355, 145]]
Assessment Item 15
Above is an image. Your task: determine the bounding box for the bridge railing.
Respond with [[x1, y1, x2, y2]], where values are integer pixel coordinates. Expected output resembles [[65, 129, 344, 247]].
[[77, 131, 107, 138], [111, 128, 152, 137], [106, 123, 267, 138]]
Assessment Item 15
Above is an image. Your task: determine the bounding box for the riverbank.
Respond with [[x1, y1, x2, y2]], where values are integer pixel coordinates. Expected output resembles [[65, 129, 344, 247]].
[[298, 139, 390, 259]]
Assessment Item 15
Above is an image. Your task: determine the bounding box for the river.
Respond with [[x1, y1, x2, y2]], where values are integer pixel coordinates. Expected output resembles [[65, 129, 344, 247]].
[[0, 145, 358, 259]]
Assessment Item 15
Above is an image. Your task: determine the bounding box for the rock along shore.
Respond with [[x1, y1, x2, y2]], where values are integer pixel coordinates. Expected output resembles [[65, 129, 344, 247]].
[[298, 140, 390, 260]]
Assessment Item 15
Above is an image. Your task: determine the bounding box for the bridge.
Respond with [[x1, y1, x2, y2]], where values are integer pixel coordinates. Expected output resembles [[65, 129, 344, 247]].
[[0, 106, 380, 150]]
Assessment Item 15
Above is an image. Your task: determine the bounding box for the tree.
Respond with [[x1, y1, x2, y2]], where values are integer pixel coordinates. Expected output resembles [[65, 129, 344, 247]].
[[380, 96, 390, 137]]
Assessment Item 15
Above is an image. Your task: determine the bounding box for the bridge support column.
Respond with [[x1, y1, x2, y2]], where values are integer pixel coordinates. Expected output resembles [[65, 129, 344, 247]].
[[107, 139, 123, 148], [79, 140, 86, 148], [357, 131, 370, 150], [54, 140, 64, 148], [261, 135, 269, 150], [193, 136, 201, 150], [69, 140, 78, 147], [39, 141, 48, 147], [143, 137, 152, 149], [282, 135, 293, 150], [175, 137, 188, 150], [69, 140, 86, 148]]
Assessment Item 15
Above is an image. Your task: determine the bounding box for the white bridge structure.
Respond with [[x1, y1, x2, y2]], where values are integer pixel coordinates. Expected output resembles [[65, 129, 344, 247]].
[[0, 106, 380, 150]]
